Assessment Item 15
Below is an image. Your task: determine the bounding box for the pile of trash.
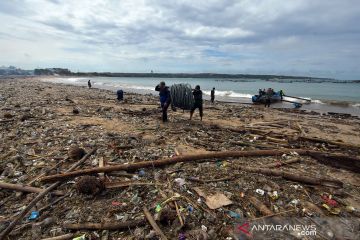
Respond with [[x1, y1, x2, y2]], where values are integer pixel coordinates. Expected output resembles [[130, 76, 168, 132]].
[[0, 78, 359, 239]]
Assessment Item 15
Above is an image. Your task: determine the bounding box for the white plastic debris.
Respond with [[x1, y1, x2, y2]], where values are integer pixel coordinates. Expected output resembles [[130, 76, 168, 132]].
[[255, 189, 265, 195]]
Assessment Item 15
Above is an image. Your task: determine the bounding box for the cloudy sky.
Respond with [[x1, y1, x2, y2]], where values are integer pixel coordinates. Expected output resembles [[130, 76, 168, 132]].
[[0, 0, 359, 79]]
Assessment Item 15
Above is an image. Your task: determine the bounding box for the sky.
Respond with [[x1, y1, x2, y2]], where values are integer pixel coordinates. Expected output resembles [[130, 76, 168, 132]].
[[0, 0, 359, 79]]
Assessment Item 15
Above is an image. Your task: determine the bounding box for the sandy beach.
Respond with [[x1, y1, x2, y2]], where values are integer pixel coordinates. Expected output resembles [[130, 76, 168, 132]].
[[1, 77, 360, 239]]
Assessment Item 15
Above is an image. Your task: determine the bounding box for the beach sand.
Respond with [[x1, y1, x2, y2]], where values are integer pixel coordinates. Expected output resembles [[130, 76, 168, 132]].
[[1, 77, 359, 239]]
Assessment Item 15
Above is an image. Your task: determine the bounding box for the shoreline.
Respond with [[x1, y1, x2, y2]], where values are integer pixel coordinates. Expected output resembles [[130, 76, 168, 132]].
[[40, 76, 360, 117]]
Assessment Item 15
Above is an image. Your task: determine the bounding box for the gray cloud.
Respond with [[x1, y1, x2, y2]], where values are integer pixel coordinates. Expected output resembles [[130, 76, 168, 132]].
[[0, 0, 359, 79]]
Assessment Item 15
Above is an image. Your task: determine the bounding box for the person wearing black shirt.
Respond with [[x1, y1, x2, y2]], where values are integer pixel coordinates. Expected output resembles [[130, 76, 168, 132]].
[[190, 85, 203, 121], [211, 87, 215, 103]]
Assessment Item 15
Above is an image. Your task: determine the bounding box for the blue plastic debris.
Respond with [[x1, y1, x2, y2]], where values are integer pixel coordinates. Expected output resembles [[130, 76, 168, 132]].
[[28, 211, 39, 220], [187, 205, 193, 212], [179, 232, 186, 240], [228, 210, 241, 219], [138, 170, 145, 176]]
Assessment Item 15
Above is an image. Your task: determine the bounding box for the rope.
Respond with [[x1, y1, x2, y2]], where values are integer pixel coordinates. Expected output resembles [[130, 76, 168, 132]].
[[170, 83, 194, 110]]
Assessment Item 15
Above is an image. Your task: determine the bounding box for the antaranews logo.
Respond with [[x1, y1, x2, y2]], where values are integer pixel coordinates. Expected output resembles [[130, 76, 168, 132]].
[[233, 221, 316, 238]]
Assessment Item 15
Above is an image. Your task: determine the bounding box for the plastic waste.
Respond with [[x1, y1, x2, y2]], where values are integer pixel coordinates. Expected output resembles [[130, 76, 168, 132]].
[[321, 194, 337, 207], [187, 205, 193, 212], [155, 204, 162, 212], [322, 204, 341, 215], [228, 211, 241, 219], [255, 189, 265, 195], [112, 201, 122, 206], [345, 205, 355, 212], [174, 178, 186, 187], [73, 234, 86, 240], [268, 191, 279, 200], [28, 211, 39, 220], [179, 233, 186, 240], [290, 184, 302, 190], [138, 169, 145, 176], [201, 225, 207, 232]]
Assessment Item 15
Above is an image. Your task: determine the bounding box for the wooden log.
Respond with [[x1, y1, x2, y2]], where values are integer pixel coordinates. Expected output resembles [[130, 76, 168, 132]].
[[240, 166, 343, 188], [41, 233, 75, 240], [105, 181, 160, 189], [299, 136, 360, 150], [143, 207, 168, 240], [39, 149, 308, 183], [98, 157, 105, 179], [187, 177, 234, 183], [260, 158, 300, 168], [0, 182, 64, 196], [63, 219, 146, 230], [0, 119, 15, 123], [39, 149, 360, 183], [307, 151, 360, 173], [0, 149, 97, 240], [249, 196, 273, 216]]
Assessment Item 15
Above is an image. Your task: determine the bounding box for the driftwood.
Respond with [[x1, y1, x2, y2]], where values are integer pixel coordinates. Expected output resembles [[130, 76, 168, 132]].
[[98, 157, 105, 179], [0, 149, 97, 240], [105, 181, 160, 189], [299, 136, 360, 149], [188, 177, 234, 183], [143, 207, 168, 240], [63, 219, 146, 230], [0, 119, 15, 123], [0, 182, 64, 196], [40, 149, 308, 182], [41, 233, 75, 240], [307, 151, 360, 173], [39, 149, 360, 183], [240, 166, 343, 188], [260, 158, 300, 168], [249, 196, 274, 216]]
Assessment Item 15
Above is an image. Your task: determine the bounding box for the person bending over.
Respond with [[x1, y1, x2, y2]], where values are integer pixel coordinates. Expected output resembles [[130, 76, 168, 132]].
[[155, 81, 171, 122]]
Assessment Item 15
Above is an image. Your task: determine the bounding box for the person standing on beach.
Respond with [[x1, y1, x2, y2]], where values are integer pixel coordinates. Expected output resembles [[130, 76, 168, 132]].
[[88, 80, 92, 88], [279, 89, 284, 100], [265, 88, 273, 107], [211, 87, 215, 104], [155, 81, 171, 122], [190, 85, 203, 121]]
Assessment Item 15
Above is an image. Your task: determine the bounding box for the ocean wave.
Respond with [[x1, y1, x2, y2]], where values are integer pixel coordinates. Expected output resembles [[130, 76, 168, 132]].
[[352, 103, 360, 108], [203, 90, 252, 99], [64, 77, 88, 83], [123, 85, 154, 91], [311, 99, 324, 104]]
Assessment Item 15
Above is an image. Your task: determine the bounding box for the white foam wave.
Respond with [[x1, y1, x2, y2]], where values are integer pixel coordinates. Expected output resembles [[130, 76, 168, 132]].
[[42, 77, 87, 84], [118, 84, 154, 91], [203, 90, 252, 99], [311, 99, 324, 104], [352, 103, 360, 108]]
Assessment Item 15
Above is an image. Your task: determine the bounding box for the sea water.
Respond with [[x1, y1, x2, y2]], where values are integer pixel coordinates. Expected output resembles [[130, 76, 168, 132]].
[[44, 77, 360, 116]]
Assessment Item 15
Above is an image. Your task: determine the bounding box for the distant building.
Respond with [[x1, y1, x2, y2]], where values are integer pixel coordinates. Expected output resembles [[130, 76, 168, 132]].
[[34, 68, 71, 75], [0, 66, 33, 75]]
